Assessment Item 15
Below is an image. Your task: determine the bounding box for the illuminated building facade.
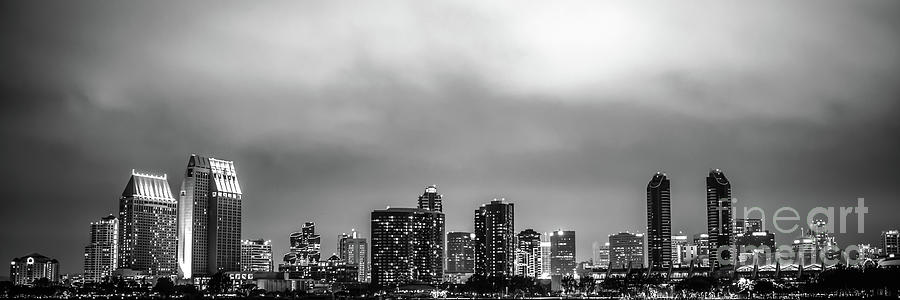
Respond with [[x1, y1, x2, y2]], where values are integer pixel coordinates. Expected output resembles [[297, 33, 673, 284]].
[[446, 231, 476, 274], [592, 242, 610, 268], [417, 185, 442, 212], [177, 155, 243, 277], [370, 207, 444, 286], [706, 169, 733, 267], [10, 253, 59, 285], [338, 229, 369, 282], [286, 222, 321, 264], [549, 230, 576, 276], [515, 229, 542, 277], [83, 215, 118, 283], [883, 230, 899, 257], [671, 235, 688, 266], [474, 199, 515, 278], [609, 232, 644, 269], [647, 172, 672, 269], [119, 170, 178, 276], [240, 239, 273, 272], [736, 231, 776, 265]]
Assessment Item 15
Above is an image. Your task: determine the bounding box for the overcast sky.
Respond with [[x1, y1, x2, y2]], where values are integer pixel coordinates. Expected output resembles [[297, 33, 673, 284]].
[[2, 1, 900, 273]]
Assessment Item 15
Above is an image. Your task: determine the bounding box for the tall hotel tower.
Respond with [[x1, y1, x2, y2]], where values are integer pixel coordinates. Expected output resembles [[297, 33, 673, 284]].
[[177, 154, 243, 278], [118, 170, 178, 276], [474, 198, 515, 277], [706, 169, 733, 267], [647, 172, 672, 269], [83, 215, 118, 283], [371, 207, 445, 286]]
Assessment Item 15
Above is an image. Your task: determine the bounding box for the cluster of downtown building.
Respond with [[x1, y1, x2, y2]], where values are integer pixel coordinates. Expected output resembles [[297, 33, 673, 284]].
[[9, 164, 900, 288]]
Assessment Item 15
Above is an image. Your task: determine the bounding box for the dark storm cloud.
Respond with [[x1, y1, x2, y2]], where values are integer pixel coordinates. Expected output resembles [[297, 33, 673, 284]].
[[2, 1, 900, 273]]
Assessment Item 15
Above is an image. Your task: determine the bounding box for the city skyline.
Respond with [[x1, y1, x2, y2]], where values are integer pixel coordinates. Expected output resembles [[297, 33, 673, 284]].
[[3, 1, 900, 275]]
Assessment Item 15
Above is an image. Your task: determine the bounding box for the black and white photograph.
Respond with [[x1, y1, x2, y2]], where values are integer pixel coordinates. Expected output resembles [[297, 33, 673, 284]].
[[1, 1, 899, 299]]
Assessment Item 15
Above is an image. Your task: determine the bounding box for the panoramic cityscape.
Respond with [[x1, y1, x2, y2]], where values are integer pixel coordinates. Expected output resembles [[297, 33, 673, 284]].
[[3, 1, 900, 299]]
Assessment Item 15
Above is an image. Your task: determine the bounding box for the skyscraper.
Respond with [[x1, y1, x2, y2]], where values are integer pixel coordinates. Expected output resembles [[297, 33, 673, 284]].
[[474, 199, 515, 278], [83, 215, 118, 283], [119, 170, 178, 276], [446, 232, 476, 274], [287, 222, 321, 264], [882, 230, 899, 257], [338, 229, 369, 282], [706, 169, 733, 268], [370, 207, 444, 286], [515, 229, 542, 277], [177, 154, 243, 277], [647, 172, 672, 269], [550, 230, 576, 276], [240, 239, 273, 272], [609, 232, 644, 269], [417, 185, 442, 212]]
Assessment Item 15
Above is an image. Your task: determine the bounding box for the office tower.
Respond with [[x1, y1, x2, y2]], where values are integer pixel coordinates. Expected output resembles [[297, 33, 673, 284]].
[[338, 229, 369, 282], [446, 232, 476, 274], [371, 207, 444, 286], [417, 185, 442, 212], [592, 242, 610, 268], [287, 222, 321, 264], [647, 172, 672, 269], [706, 169, 733, 267], [119, 170, 178, 276], [515, 229, 542, 277], [9, 253, 59, 285], [734, 218, 763, 237], [177, 155, 243, 277], [540, 235, 552, 278], [736, 231, 776, 265], [474, 199, 515, 278], [881, 230, 899, 257], [550, 230, 576, 276], [83, 215, 118, 283], [692, 233, 710, 266], [609, 232, 644, 269], [240, 239, 273, 272], [671, 235, 688, 266]]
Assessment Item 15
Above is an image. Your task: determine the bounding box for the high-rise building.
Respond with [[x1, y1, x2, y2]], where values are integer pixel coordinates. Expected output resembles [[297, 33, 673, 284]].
[[240, 239, 273, 272], [592, 242, 610, 268], [692, 233, 710, 266], [609, 232, 644, 269], [515, 229, 542, 277], [706, 169, 733, 268], [177, 155, 243, 277], [119, 170, 178, 276], [882, 230, 899, 257], [417, 185, 442, 212], [647, 172, 672, 269], [550, 230, 576, 276], [540, 236, 551, 278], [671, 235, 688, 266], [446, 232, 475, 274], [286, 222, 321, 264], [474, 199, 515, 278], [338, 229, 369, 282], [10, 253, 59, 285], [83, 215, 118, 283], [370, 207, 444, 286]]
